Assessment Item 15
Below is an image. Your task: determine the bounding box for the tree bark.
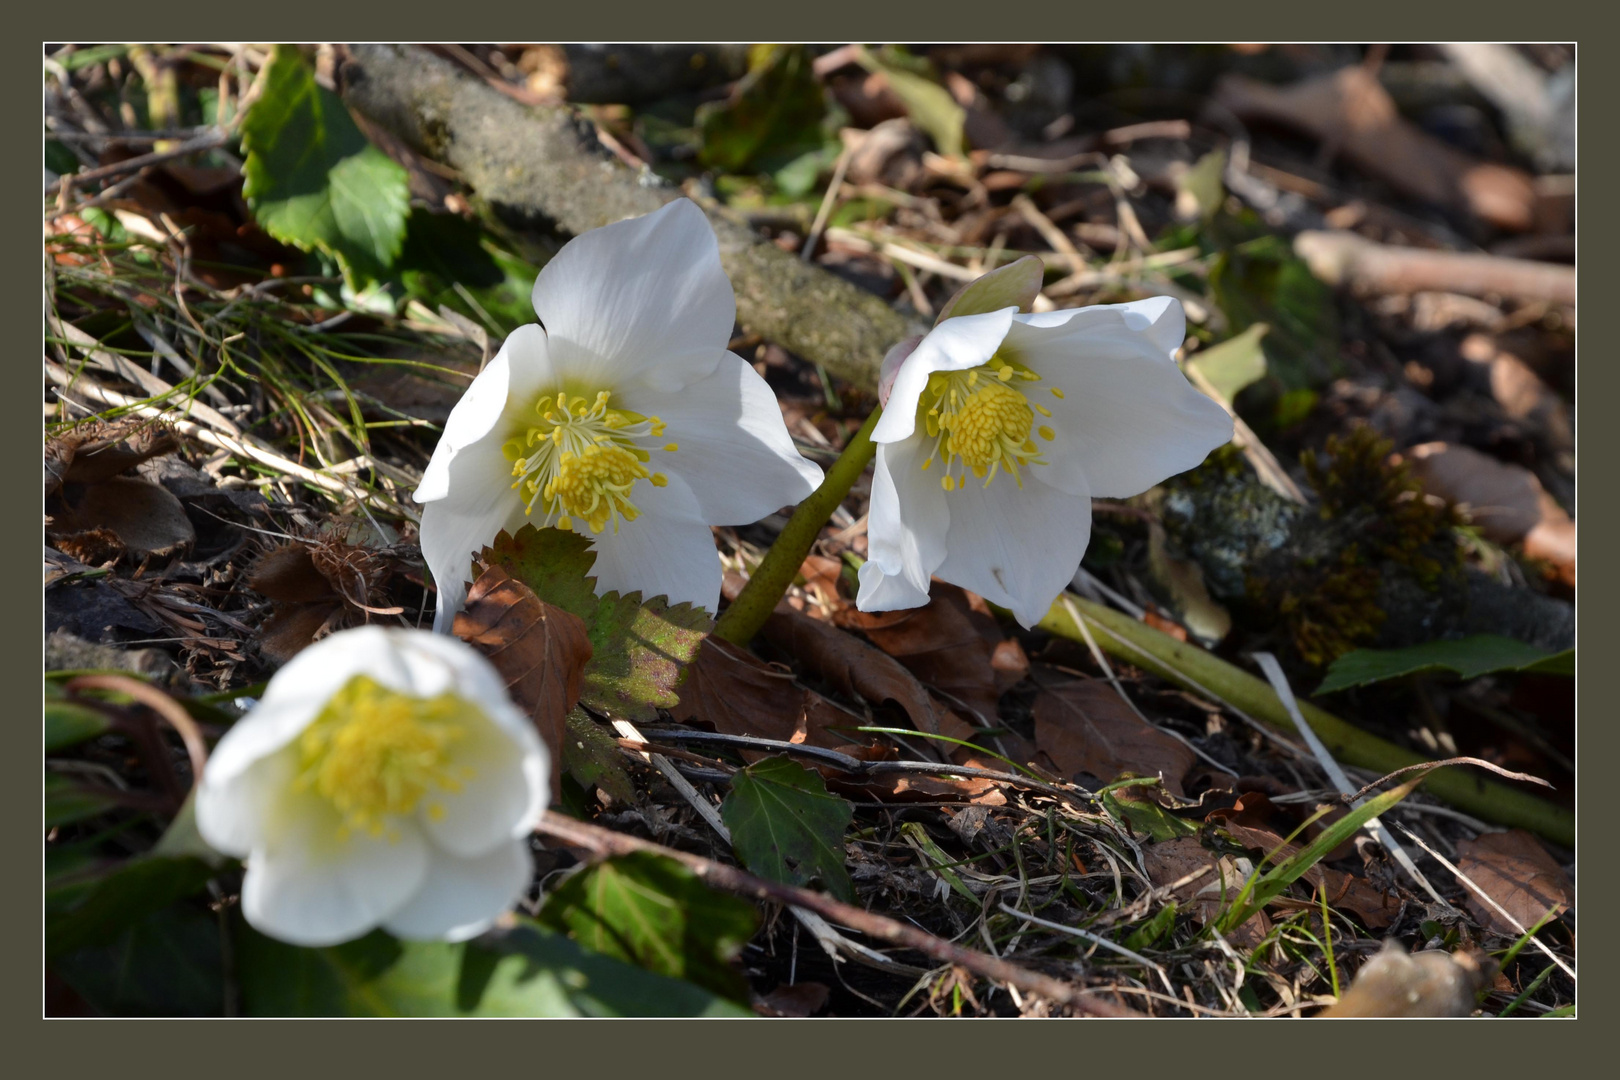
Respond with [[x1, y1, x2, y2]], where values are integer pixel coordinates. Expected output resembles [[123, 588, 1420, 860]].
[[340, 44, 918, 392]]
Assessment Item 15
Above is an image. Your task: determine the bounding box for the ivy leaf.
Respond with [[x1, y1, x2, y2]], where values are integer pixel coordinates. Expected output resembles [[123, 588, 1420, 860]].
[[241, 45, 409, 287], [235, 917, 748, 1017], [478, 525, 712, 722], [538, 852, 758, 1003], [721, 756, 853, 901]]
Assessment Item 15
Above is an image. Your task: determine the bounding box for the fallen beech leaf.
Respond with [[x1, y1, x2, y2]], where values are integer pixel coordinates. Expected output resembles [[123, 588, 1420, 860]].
[[762, 607, 942, 734], [1321, 940, 1494, 1017], [834, 587, 1006, 725], [1454, 829, 1572, 936], [49, 476, 195, 558], [1031, 674, 1196, 796], [1403, 441, 1573, 584], [672, 636, 851, 751], [246, 538, 401, 661], [1143, 836, 1270, 947], [1217, 822, 1395, 929], [454, 565, 592, 773]]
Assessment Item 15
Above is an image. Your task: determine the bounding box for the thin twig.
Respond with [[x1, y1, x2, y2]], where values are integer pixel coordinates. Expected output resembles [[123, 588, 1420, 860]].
[[534, 811, 1137, 1016]]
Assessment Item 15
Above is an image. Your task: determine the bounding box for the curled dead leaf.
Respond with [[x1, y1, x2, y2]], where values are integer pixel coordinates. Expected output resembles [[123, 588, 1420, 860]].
[[454, 565, 592, 777], [247, 537, 402, 661], [762, 606, 942, 735]]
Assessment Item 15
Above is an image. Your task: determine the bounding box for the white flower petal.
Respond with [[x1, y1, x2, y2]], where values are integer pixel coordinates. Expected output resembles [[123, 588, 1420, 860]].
[[855, 558, 932, 612], [382, 838, 533, 943], [1006, 299, 1231, 498], [420, 717, 546, 858], [241, 793, 430, 948], [416, 325, 556, 504], [196, 744, 297, 858], [864, 439, 947, 586], [418, 437, 529, 633], [622, 352, 823, 524], [588, 509, 723, 613], [531, 199, 734, 394], [872, 308, 1016, 444], [934, 470, 1094, 629]]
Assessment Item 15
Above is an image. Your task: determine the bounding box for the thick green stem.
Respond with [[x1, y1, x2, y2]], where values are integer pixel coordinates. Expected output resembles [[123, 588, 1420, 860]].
[[1038, 594, 1574, 848], [714, 407, 883, 646]]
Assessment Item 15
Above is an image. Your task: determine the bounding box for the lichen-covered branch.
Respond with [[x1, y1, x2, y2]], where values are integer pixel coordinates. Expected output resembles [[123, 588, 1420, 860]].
[[340, 44, 917, 392]]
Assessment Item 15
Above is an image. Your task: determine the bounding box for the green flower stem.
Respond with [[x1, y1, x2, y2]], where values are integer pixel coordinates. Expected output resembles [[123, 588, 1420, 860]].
[[1037, 594, 1575, 848], [713, 406, 883, 646]]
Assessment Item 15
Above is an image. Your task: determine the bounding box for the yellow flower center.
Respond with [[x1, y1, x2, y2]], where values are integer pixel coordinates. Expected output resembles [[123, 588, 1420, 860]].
[[502, 389, 676, 534], [916, 353, 1058, 491], [296, 675, 478, 840]]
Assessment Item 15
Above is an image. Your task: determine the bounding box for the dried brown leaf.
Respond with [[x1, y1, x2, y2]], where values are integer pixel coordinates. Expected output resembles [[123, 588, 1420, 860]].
[[671, 635, 850, 751], [762, 607, 942, 735], [834, 587, 1006, 725], [1031, 675, 1196, 796], [454, 565, 592, 775], [48, 476, 195, 557], [1404, 441, 1573, 584], [1143, 836, 1271, 947], [1454, 829, 1572, 936]]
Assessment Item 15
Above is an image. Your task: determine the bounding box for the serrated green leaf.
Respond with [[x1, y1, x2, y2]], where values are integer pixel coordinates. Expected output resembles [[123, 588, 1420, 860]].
[[48, 855, 216, 959], [583, 588, 711, 720], [721, 756, 853, 900], [538, 852, 758, 1003], [52, 901, 224, 1016], [561, 707, 635, 804], [235, 917, 749, 1017], [241, 45, 409, 287], [1316, 635, 1570, 696], [481, 525, 713, 721]]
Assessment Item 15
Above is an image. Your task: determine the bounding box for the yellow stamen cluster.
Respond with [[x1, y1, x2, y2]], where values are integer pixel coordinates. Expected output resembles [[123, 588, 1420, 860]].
[[917, 354, 1056, 491], [502, 389, 676, 534], [296, 675, 478, 840]]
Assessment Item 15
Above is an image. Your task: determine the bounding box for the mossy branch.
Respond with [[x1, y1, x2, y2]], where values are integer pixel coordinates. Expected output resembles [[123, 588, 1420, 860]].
[[713, 408, 882, 646], [340, 44, 918, 392], [1037, 594, 1574, 848]]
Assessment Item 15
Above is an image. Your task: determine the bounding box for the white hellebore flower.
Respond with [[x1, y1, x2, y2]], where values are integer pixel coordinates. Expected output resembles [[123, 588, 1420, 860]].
[[196, 626, 548, 947], [857, 256, 1233, 628], [415, 198, 824, 632]]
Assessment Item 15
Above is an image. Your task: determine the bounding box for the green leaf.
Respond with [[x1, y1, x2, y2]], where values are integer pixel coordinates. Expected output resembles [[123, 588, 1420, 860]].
[[48, 855, 217, 959], [561, 708, 635, 804], [1219, 774, 1423, 932], [1208, 217, 1339, 392], [1187, 323, 1269, 404], [721, 756, 853, 901], [241, 45, 410, 287], [1316, 635, 1570, 695], [1100, 784, 1198, 842], [46, 696, 111, 752], [772, 144, 840, 199], [538, 852, 758, 1003], [697, 45, 830, 175], [45, 772, 121, 828], [855, 46, 965, 159], [1123, 900, 1178, 952], [936, 255, 1045, 324], [52, 901, 224, 1016], [481, 525, 713, 721], [1177, 147, 1226, 222], [236, 918, 750, 1017]]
